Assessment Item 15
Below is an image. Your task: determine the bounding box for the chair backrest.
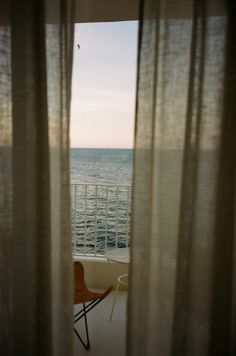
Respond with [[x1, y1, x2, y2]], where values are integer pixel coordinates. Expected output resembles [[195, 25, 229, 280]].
[[74, 261, 113, 305], [74, 261, 88, 294]]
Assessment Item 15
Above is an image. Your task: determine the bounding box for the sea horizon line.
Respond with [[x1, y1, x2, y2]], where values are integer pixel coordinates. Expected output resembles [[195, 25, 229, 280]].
[[70, 147, 134, 150]]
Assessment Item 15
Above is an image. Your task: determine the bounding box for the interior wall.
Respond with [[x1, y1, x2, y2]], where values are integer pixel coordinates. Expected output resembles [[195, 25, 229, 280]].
[[75, 0, 140, 23]]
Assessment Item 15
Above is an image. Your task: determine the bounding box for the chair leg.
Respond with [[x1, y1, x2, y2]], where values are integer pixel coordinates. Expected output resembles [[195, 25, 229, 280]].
[[74, 303, 90, 350]]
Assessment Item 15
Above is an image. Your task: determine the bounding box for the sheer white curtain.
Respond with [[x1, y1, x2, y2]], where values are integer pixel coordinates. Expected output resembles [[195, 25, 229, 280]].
[[128, 0, 236, 355], [0, 0, 74, 355]]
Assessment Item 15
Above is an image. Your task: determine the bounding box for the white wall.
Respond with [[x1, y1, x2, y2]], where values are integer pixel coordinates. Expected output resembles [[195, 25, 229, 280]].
[[74, 256, 129, 290]]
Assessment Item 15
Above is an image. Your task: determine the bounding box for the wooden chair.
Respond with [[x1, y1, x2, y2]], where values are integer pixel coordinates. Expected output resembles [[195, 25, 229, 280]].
[[73, 261, 113, 350]]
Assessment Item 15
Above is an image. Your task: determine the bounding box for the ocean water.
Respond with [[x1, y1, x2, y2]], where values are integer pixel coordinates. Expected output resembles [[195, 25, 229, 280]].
[[70, 148, 133, 255], [70, 148, 218, 256], [70, 148, 133, 184]]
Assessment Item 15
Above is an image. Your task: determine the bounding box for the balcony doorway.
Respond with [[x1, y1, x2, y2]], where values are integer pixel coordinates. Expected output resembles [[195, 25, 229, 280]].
[[70, 21, 138, 356]]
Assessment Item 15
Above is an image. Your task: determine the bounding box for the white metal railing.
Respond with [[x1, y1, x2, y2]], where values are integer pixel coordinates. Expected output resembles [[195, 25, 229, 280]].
[[71, 183, 132, 257]]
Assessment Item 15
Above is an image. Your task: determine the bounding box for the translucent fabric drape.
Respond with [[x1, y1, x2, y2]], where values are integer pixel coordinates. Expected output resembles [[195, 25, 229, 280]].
[[128, 0, 236, 355], [0, 0, 74, 355]]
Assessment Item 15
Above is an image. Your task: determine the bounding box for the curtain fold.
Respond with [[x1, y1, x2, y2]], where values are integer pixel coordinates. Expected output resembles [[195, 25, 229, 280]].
[[128, 0, 236, 355], [0, 0, 74, 355]]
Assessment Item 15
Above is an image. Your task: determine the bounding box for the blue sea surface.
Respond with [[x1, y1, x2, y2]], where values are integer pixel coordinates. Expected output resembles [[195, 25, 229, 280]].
[[70, 148, 133, 255], [70, 148, 133, 184], [70, 148, 217, 256]]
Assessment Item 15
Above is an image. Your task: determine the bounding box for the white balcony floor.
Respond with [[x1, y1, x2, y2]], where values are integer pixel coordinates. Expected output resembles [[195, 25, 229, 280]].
[[73, 290, 128, 356]]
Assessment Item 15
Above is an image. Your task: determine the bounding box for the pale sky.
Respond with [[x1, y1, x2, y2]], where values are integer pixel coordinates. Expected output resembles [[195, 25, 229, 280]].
[[70, 21, 138, 148]]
